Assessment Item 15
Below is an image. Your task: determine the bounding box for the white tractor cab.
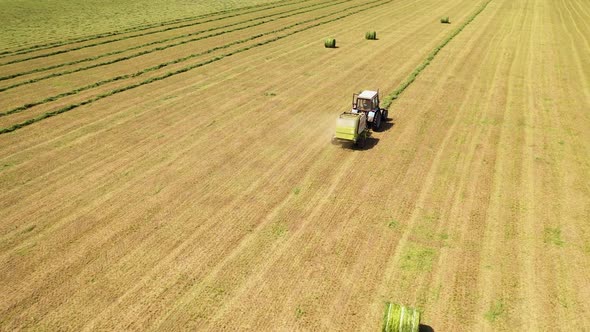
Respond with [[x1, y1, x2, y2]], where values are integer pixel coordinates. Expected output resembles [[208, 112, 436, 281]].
[[351, 90, 388, 131]]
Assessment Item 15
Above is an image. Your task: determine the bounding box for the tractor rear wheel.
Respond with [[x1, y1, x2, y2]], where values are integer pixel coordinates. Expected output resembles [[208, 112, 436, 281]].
[[373, 110, 382, 131]]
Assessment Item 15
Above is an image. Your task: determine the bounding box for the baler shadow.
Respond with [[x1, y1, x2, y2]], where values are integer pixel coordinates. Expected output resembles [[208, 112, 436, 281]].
[[419, 324, 435, 332], [352, 136, 379, 150]]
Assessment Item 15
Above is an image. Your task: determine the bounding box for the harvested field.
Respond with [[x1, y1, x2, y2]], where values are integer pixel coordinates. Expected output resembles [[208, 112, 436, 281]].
[[1, 0, 589, 330]]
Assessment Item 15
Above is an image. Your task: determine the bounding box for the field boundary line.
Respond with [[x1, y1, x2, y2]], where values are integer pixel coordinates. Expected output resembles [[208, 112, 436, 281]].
[[0, 0, 317, 66], [382, 0, 493, 109], [0, 0, 393, 135], [0, 0, 308, 58], [0, 0, 352, 91]]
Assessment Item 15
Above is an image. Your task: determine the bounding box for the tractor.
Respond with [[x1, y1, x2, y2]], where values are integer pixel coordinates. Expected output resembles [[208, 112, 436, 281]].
[[333, 90, 388, 145]]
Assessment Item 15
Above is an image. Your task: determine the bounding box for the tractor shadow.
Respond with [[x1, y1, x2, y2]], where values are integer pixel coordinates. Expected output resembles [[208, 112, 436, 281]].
[[419, 324, 435, 332], [379, 119, 395, 132]]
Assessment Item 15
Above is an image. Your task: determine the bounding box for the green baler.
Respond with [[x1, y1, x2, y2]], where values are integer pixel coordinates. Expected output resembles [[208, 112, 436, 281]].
[[334, 112, 368, 144]]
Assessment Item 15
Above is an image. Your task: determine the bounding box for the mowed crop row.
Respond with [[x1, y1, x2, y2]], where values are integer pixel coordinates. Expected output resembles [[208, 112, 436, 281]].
[[0, 0, 408, 133], [0, 0, 479, 329], [0, 0, 336, 81], [0, 0, 313, 61], [1, 0, 589, 330], [0, 0, 291, 52], [0, 0, 365, 100]]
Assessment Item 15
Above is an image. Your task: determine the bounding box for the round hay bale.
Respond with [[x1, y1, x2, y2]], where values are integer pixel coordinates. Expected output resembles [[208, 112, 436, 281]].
[[382, 302, 421, 332], [441, 16, 450, 24], [365, 31, 377, 40], [324, 38, 336, 48]]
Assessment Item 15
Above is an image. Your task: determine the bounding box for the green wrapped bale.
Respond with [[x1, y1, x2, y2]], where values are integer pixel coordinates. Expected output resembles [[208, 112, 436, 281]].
[[324, 38, 336, 48], [382, 302, 421, 332], [441, 16, 450, 24], [365, 31, 377, 40]]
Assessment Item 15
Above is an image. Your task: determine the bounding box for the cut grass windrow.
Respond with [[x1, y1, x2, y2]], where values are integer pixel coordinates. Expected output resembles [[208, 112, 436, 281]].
[[0, 0, 317, 67], [0, 0, 393, 135], [382, 0, 492, 109], [0, 0, 351, 91], [0, 0, 369, 118], [0, 0, 306, 59]]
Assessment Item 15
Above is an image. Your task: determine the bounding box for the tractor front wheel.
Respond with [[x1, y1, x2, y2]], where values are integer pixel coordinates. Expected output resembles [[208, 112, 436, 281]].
[[382, 109, 389, 122], [373, 110, 382, 131]]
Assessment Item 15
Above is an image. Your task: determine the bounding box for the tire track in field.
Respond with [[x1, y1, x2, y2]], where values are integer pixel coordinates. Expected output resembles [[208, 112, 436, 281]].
[[398, 6, 514, 329], [530, 3, 575, 325], [0, 0, 302, 58], [351, 0, 493, 326], [0, 0, 348, 89], [154, 149, 361, 330], [556, 0, 590, 100], [545, 0, 590, 326], [0, 82, 334, 328], [0, 0, 314, 66], [561, 0, 590, 52], [516, 0, 549, 327], [480, 1, 535, 328], [471, 1, 540, 329], [0, 0, 393, 134], [553, 0, 590, 159]]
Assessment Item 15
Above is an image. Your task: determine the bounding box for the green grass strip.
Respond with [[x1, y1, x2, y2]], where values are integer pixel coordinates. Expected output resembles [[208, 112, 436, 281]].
[[0, 0, 316, 66], [0, 0, 305, 58], [0, 0, 393, 135], [381, 0, 492, 109], [0, 0, 367, 118], [0, 0, 350, 91]]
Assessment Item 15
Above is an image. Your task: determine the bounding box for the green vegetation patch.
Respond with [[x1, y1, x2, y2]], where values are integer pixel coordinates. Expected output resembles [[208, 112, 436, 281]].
[[382, 302, 420, 332], [544, 227, 565, 246], [400, 244, 436, 272], [388, 219, 400, 229], [269, 221, 288, 238], [484, 299, 505, 322], [295, 306, 305, 319]]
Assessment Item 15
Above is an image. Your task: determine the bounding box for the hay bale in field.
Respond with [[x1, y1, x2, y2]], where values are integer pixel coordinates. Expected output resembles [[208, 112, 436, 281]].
[[440, 16, 450, 24], [382, 302, 421, 332], [324, 38, 336, 48], [365, 31, 377, 40]]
